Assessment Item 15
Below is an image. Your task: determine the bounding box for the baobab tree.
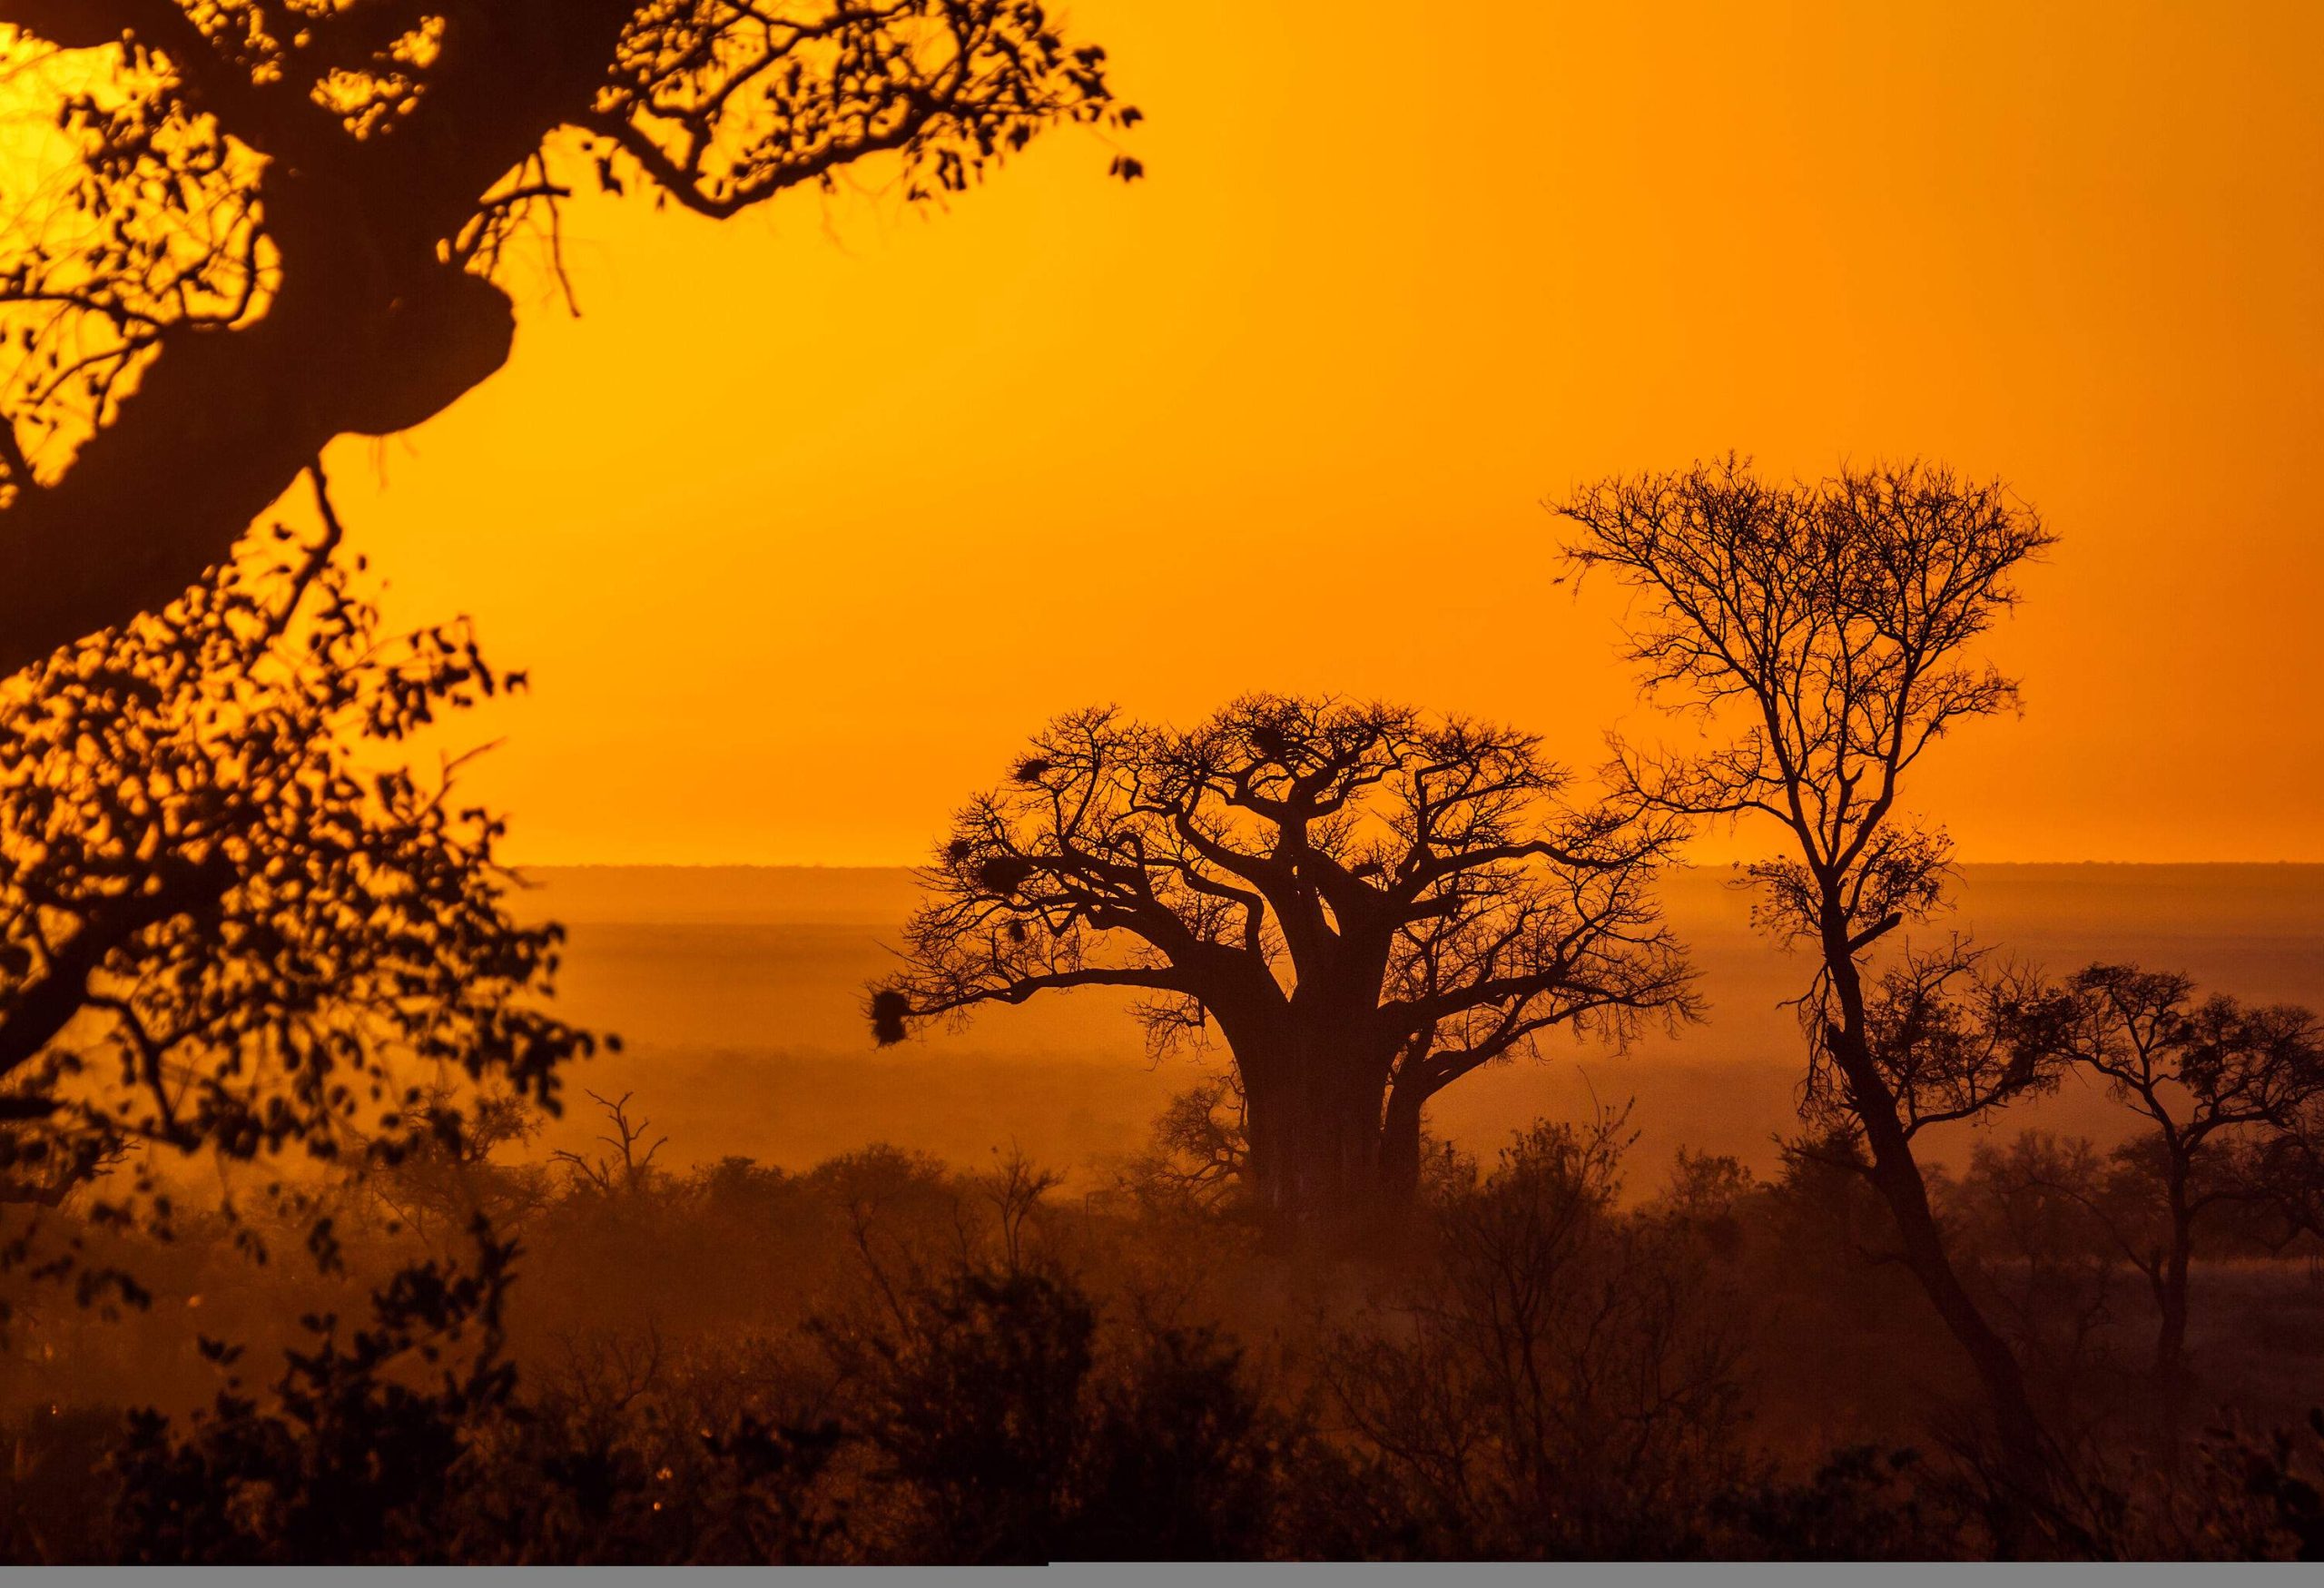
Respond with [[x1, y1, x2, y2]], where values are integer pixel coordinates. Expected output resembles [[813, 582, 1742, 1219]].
[[0, 470, 603, 1272], [1556, 457, 2080, 1529], [2058, 965, 2324, 1385], [0, 1, 1137, 672], [869, 695, 1695, 1246]]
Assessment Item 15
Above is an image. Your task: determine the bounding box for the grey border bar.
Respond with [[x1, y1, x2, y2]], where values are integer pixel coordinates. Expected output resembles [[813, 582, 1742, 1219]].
[[4, 1567, 2317, 1584]]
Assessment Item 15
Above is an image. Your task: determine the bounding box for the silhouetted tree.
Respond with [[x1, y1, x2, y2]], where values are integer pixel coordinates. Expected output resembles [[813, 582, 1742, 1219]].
[[1654, 1148, 1760, 1261], [826, 1263, 1094, 1563], [363, 1088, 551, 1254], [804, 1143, 1285, 1563], [1071, 1314, 1285, 1562], [1557, 456, 2079, 1533], [1945, 1133, 2129, 1435], [2057, 965, 2324, 1384], [551, 1090, 669, 1198], [2180, 1411, 2324, 1562], [2229, 1097, 2324, 1255], [0, 476, 603, 1297], [0, 1, 1139, 671], [1122, 1074, 1250, 1214], [869, 696, 1694, 1245]]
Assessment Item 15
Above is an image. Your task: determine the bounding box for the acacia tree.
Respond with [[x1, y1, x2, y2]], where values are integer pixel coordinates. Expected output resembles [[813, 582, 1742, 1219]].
[[1556, 457, 2079, 1524], [869, 695, 1694, 1245], [0, 473, 603, 1293], [2058, 965, 2324, 1384], [0, 0, 1138, 672], [2230, 1097, 2324, 1257]]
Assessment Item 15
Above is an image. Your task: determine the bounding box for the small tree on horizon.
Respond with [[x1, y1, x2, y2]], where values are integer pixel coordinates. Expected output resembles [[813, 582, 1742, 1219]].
[[868, 695, 1695, 1247], [2055, 964, 2324, 1386]]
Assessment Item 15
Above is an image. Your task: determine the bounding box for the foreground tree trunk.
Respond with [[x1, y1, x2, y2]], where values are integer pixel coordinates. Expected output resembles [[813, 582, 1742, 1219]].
[[1378, 1080, 1427, 1225], [0, 262, 517, 676], [1825, 945, 2067, 1546], [1859, 1125, 2054, 1481], [2150, 1179, 2198, 1433]]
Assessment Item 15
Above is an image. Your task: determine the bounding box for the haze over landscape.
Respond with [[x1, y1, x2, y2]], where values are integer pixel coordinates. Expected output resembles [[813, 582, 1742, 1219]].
[[514, 863, 2324, 1184]]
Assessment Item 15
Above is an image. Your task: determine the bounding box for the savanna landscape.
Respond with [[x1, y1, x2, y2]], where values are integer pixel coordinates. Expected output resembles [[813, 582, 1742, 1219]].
[[2, 0, 2322, 1569]]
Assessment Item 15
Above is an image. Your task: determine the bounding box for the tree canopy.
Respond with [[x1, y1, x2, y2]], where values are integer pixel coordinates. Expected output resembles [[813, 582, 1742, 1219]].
[[2056, 964, 2324, 1379], [1556, 455, 2074, 1533], [873, 695, 1693, 1238]]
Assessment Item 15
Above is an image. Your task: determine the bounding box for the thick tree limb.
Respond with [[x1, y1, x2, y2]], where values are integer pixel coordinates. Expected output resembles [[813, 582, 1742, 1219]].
[[0, 0, 1131, 674]]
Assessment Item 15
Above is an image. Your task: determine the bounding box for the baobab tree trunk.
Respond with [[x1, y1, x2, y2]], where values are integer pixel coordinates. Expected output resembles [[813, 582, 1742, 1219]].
[[1378, 1080, 1427, 1227], [1241, 1037, 1417, 1251]]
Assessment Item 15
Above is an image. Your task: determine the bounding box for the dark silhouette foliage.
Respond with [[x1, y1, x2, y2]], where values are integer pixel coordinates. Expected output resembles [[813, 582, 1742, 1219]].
[[108, 1217, 521, 1564], [0, 1, 1140, 671], [5, 1097, 2324, 1564], [809, 1148, 1287, 1562], [0, 480, 603, 1320], [1323, 1107, 1750, 1557], [823, 1266, 1098, 1563]]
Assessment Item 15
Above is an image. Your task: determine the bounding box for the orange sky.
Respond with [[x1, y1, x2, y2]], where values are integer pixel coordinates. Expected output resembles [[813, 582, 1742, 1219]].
[[316, 0, 2322, 866]]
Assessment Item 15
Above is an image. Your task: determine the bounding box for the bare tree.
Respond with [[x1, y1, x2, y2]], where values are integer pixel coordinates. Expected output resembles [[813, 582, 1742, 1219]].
[[1556, 456, 2078, 1527], [0, 474, 604, 1297], [549, 1320, 666, 1427], [870, 695, 1694, 1246], [1123, 1074, 1251, 1214], [2058, 965, 2324, 1383], [978, 1142, 1063, 1277], [0, 1, 1138, 672], [551, 1089, 668, 1198]]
